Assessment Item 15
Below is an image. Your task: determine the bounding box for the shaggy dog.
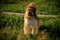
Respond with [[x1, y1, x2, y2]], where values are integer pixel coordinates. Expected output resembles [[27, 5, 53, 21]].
[[24, 2, 39, 35]]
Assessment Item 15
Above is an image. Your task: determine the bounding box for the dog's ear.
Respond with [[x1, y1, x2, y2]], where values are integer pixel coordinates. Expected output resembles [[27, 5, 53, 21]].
[[28, 2, 36, 8]]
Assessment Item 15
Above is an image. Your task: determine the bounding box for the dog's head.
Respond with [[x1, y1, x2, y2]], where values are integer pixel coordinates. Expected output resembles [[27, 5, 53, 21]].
[[25, 2, 36, 17]]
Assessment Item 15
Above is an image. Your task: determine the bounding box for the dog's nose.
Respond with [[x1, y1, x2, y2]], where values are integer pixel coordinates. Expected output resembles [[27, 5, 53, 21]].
[[28, 12, 32, 16], [28, 12, 34, 16]]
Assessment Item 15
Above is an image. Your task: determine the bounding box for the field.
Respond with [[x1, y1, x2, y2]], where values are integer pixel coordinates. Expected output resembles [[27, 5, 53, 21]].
[[0, 0, 60, 40], [0, 13, 60, 40]]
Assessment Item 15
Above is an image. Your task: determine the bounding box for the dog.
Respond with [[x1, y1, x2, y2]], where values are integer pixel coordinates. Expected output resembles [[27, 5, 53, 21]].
[[23, 2, 40, 35]]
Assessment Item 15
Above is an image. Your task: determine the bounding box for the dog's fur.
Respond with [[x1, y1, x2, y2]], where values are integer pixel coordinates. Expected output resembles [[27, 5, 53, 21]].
[[24, 2, 39, 35]]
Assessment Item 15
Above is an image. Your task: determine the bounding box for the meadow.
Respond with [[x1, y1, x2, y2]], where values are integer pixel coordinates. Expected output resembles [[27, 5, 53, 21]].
[[0, 13, 60, 40], [0, 0, 60, 40]]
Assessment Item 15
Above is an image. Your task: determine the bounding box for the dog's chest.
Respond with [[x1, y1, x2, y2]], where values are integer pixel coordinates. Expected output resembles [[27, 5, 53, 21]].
[[25, 18, 37, 25]]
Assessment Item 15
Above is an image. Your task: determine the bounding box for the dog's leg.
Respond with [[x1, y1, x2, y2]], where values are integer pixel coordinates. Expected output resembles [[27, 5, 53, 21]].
[[31, 25, 38, 35], [35, 26, 38, 35], [24, 24, 31, 35], [31, 26, 35, 35]]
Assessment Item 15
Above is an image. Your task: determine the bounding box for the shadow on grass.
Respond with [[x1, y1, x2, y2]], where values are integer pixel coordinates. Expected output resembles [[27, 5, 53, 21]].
[[39, 25, 60, 40]]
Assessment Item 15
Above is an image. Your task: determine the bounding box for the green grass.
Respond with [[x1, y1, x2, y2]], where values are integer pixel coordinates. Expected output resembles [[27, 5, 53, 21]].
[[0, 14, 24, 27], [0, 0, 60, 15], [0, 14, 60, 40], [0, 14, 24, 40], [0, 4, 26, 13]]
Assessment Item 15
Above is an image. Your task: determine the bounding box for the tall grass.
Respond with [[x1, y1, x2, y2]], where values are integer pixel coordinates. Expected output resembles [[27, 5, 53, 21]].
[[0, 14, 24, 27], [0, 14, 60, 40], [0, 14, 24, 40]]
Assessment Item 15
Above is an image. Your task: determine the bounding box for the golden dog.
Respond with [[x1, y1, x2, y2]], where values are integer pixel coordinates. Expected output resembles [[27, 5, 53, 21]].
[[24, 2, 39, 35]]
